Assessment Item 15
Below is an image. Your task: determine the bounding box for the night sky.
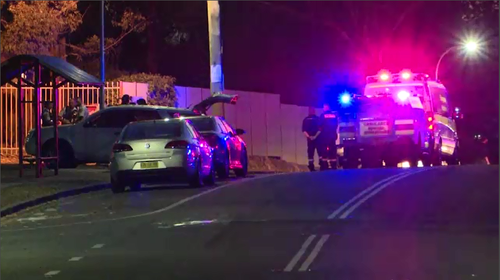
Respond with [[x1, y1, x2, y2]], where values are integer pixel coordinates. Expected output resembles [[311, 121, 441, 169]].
[[75, 1, 499, 132]]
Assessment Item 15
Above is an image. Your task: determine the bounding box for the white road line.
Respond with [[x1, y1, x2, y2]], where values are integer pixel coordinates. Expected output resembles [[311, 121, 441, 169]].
[[44, 270, 60, 277], [91, 244, 105, 249], [3, 174, 282, 233], [327, 172, 415, 219], [283, 235, 316, 272], [298, 234, 330, 272], [339, 169, 428, 219], [68, 257, 84, 262]]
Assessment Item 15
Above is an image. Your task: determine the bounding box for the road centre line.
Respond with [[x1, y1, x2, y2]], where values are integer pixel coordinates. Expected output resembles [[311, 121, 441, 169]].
[[91, 244, 105, 249], [283, 235, 316, 272], [327, 171, 418, 219], [68, 257, 84, 262], [44, 270, 60, 277], [2, 174, 282, 233], [298, 234, 330, 272], [339, 169, 428, 219]]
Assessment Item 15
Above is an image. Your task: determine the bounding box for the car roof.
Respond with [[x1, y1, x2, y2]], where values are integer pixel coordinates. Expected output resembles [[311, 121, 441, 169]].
[[104, 105, 196, 114], [128, 118, 185, 126], [183, 115, 216, 120]]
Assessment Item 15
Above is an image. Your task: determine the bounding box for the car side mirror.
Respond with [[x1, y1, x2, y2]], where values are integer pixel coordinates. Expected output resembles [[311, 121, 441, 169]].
[[235, 128, 245, 136]]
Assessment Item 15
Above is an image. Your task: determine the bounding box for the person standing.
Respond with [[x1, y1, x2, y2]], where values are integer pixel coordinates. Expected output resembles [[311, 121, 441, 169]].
[[74, 97, 89, 123], [41, 101, 54, 127], [318, 102, 339, 170], [121, 94, 131, 105], [137, 98, 147, 105], [59, 98, 77, 124], [302, 107, 321, 171]]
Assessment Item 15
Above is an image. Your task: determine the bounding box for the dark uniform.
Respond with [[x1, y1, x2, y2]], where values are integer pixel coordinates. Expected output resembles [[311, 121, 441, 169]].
[[318, 110, 339, 170], [302, 114, 320, 171]]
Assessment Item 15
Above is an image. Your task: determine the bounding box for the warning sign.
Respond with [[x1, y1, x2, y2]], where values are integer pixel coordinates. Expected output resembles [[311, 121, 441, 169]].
[[360, 120, 389, 136]]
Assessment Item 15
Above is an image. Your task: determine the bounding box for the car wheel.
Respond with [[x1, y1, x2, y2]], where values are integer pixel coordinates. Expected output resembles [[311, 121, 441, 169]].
[[130, 183, 142, 191], [216, 149, 230, 179], [43, 140, 77, 169], [203, 161, 216, 186], [234, 148, 248, 177], [343, 157, 359, 169], [111, 178, 126, 194], [432, 139, 443, 166], [189, 160, 204, 188], [446, 143, 460, 166]]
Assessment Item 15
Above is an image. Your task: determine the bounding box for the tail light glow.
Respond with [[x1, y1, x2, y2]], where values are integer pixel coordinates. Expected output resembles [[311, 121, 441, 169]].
[[165, 140, 189, 149], [112, 143, 133, 153]]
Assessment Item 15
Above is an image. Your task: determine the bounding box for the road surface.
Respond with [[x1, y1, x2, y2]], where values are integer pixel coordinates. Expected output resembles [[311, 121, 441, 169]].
[[1, 165, 498, 280]]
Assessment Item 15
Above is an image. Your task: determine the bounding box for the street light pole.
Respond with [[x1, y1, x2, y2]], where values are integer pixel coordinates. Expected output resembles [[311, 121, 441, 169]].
[[435, 46, 457, 81], [207, 1, 224, 116], [99, 0, 106, 110]]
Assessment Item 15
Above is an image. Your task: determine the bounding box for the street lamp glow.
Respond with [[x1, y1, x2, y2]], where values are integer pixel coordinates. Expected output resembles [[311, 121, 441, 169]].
[[464, 41, 479, 53]]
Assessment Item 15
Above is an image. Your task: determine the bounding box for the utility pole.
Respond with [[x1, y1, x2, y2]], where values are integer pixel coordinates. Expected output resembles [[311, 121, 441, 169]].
[[207, 1, 224, 116], [99, 0, 106, 110]]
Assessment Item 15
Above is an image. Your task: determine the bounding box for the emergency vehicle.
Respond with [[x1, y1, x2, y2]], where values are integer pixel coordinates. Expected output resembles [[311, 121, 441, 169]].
[[336, 69, 460, 168]]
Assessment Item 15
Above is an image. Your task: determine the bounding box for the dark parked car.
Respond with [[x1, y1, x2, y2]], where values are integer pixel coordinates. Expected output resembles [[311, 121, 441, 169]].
[[184, 115, 248, 178]]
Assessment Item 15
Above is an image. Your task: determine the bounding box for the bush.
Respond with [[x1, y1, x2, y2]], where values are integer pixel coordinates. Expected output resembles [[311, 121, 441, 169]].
[[113, 73, 178, 107]]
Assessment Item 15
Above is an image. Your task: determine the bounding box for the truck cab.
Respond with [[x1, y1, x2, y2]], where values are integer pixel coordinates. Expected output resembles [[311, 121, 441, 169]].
[[337, 70, 459, 168]]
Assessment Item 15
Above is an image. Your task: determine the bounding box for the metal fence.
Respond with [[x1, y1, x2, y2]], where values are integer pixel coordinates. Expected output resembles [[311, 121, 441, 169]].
[[0, 82, 121, 156]]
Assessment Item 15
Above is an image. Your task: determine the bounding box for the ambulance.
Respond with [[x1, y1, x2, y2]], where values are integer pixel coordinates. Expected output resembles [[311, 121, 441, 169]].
[[337, 69, 460, 168]]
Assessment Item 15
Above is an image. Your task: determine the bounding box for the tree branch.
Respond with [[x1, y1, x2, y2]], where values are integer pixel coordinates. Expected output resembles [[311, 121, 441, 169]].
[[104, 20, 148, 51], [65, 19, 148, 59]]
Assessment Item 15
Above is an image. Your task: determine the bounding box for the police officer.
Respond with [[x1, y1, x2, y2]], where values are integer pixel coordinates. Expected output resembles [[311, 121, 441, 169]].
[[302, 107, 321, 171], [318, 102, 339, 170]]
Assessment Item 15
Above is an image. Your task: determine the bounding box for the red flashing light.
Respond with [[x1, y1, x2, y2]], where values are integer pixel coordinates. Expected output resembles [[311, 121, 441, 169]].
[[401, 72, 411, 79], [377, 70, 391, 82], [428, 124, 433, 130], [427, 116, 433, 122]]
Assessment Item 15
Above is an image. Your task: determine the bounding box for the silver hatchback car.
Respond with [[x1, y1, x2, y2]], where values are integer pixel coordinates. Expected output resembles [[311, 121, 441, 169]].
[[109, 118, 215, 193]]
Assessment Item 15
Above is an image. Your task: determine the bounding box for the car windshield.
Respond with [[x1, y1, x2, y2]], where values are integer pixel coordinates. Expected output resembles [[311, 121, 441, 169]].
[[186, 117, 215, 132], [122, 121, 182, 140]]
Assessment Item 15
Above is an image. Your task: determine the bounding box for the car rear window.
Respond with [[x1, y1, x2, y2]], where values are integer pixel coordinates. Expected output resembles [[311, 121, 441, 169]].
[[186, 118, 216, 132], [122, 121, 182, 140]]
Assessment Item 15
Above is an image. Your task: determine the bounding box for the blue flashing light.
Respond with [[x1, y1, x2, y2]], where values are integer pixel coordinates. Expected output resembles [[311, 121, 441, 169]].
[[339, 92, 352, 107]]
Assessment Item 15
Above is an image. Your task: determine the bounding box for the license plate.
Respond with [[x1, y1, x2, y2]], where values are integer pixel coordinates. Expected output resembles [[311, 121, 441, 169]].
[[140, 161, 159, 169], [360, 120, 389, 136]]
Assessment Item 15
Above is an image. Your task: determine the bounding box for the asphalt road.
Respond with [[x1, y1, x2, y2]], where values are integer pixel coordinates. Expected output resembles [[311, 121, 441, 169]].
[[1, 165, 498, 280]]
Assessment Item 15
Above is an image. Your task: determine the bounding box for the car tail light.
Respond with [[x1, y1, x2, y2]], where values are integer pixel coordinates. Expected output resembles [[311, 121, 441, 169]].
[[112, 143, 133, 153], [165, 140, 189, 149]]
